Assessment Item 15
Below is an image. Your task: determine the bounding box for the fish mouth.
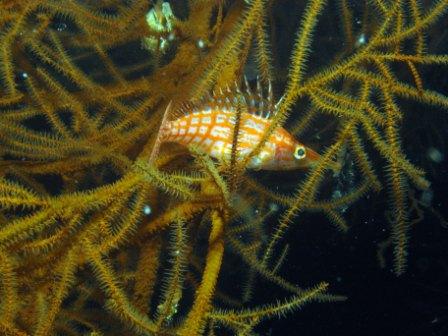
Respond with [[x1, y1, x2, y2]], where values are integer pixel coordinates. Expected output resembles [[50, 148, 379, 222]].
[[305, 147, 341, 173], [306, 147, 321, 163]]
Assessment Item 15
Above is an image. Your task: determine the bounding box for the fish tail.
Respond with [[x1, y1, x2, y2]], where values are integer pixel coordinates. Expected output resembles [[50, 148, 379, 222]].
[[149, 101, 172, 164]]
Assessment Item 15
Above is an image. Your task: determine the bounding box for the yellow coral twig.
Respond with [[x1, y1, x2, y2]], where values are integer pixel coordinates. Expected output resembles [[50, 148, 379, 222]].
[[178, 209, 225, 335]]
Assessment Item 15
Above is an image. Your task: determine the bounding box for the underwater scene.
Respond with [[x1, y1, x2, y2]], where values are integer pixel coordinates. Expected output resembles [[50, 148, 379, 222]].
[[0, 0, 447, 335]]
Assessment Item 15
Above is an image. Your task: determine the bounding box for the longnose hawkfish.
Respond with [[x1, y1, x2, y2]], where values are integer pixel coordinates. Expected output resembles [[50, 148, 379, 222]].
[[150, 78, 320, 170]]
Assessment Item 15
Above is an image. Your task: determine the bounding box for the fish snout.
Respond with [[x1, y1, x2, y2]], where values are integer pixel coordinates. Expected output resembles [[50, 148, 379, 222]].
[[305, 146, 320, 166]]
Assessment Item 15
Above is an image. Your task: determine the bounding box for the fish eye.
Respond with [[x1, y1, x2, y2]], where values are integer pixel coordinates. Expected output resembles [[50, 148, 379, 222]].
[[294, 145, 306, 160]]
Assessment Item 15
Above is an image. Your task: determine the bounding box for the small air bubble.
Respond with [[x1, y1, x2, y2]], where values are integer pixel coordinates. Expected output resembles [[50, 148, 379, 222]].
[[332, 190, 342, 198], [197, 39, 205, 49], [355, 33, 367, 48], [56, 23, 67, 32], [427, 147, 443, 163], [168, 32, 176, 41], [420, 189, 433, 207], [269, 202, 279, 212], [143, 204, 152, 215]]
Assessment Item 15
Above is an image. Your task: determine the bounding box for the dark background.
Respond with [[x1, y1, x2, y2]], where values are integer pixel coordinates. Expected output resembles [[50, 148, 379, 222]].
[[247, 1, 448, 335], [248, 1, 448, 336]]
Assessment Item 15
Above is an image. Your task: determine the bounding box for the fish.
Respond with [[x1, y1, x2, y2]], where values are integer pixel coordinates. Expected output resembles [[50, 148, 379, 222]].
[[150, 78, 320, 170]]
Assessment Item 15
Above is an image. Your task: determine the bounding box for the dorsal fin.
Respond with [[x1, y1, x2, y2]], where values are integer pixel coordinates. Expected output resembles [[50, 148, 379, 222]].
[[210, 77, 276, 119]]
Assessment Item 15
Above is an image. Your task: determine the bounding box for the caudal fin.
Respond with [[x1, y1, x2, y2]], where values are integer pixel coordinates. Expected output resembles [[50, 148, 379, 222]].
[[149, 101, 172, 164]]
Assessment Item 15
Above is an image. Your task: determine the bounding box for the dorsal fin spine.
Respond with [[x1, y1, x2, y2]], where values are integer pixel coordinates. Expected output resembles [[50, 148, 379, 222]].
[[268, 80, 273, 112], [256, 76, 263, 100], [167, 78, 277, 123], [244, 76, 252, 96], [149, 101, 172, 164]]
